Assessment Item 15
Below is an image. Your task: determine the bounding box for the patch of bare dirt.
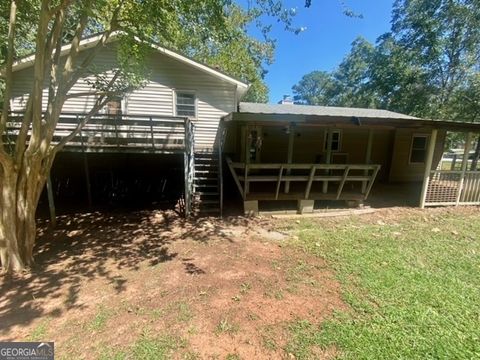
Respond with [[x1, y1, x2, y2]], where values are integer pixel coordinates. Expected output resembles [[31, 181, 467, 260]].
[[0, 210, 344, 359]]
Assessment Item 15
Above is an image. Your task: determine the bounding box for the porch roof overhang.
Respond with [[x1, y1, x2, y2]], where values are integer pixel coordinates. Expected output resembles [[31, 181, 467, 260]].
[[222, 102, 480, 133]]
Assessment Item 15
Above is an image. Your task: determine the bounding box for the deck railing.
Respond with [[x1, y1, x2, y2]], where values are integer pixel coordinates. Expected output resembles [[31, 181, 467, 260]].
[[425, 170, 480, 206], [5, 112, 192, 153], [226, 157, 381, 202]]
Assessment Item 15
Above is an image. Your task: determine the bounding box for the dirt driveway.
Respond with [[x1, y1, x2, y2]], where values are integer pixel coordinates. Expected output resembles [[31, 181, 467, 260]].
[[0, 210, 344, 359]]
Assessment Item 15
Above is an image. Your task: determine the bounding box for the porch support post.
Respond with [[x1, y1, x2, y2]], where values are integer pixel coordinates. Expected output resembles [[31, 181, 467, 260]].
[[323, 128, 333, 193], [184, 152, 190, 217], [362, 129, 374, 193], [456, 132, 473, 206], [244, 200, 258, 216], [285, 123, 295, 193], [46, 174, 57, 228], [297, 199, 314, 214], [244, 126, 250, 194], [80, 130, 93, 207], [419, 129, 438, 208]]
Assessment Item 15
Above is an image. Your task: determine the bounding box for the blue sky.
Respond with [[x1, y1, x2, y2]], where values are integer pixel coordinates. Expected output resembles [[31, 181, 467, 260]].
[[259, 0, 395, 103]]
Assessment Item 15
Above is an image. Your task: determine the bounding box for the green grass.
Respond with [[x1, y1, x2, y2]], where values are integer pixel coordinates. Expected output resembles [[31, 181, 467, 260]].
[[27, 318, 50, 341], [215, 318, 240, 335], [225, 354, 241, 360], [99, 332, 186, 360], [89, 305, 112, 331], [286, 211, 480, 359]]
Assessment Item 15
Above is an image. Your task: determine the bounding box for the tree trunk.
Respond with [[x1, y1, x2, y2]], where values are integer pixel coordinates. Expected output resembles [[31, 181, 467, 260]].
[[0, 155, 48, 272]]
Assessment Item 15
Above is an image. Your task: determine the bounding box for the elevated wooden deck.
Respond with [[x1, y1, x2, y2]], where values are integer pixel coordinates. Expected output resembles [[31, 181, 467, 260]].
[[6, 112, 193, 154]]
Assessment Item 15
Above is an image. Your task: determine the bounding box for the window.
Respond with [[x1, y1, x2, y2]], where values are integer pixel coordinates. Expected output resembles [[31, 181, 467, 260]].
[[324, 130, 342, 152], [175, 91, 196, 118], [410, 134, 429, 163], [105, 98, 122, 116]]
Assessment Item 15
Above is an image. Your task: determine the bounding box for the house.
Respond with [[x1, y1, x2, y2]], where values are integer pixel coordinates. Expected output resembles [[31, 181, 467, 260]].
[[9, 33, 248, 216], [7, 35, 480, 217], [220, 103, 480, 214]]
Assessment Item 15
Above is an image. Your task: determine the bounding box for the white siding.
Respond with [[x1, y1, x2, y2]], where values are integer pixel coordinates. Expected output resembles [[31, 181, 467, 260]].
[[11, 44, 237, 150]]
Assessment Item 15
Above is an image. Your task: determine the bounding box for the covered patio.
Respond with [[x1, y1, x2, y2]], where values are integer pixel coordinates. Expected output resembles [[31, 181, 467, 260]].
[[221, 102, 480, 215]]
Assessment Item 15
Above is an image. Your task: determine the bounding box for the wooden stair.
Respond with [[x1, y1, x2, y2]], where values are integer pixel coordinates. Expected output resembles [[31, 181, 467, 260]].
[[193, 152, 221, 216]]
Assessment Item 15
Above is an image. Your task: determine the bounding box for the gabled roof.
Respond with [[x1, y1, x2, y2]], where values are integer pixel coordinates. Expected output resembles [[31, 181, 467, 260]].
[[239, 102, 419, 120], [224, 102, 480, 133], [11, 32, 249, 97]]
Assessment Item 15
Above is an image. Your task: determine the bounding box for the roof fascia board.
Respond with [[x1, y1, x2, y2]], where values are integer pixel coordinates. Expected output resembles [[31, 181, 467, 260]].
[[229, 112, 480, 132]]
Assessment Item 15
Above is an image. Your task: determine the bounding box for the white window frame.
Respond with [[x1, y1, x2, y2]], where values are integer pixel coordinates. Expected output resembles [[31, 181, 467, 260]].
[[324, 129, 343, 152], [103, 97, 126, 115], [174, 90, 197, 119], [409, 134, 430, 164]]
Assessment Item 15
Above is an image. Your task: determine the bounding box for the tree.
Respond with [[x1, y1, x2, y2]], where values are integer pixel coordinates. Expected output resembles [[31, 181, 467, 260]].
[[373, 0, 480, 119], [293, 37, 378, 107], [0, 0, 312, 272], [166, 4, 275, 103], [330, 36, 377, 107], [292, 70, 336, 105], [293, 0, 480, 118]]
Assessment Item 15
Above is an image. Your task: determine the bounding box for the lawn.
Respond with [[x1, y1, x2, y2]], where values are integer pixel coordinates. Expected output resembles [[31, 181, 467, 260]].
[[284, 208, 480, 359], [0, 207, 479, 359]]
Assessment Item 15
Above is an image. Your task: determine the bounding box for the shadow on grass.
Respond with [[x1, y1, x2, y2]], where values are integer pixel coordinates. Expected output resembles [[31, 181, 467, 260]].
[[0, 209, 250, 337]]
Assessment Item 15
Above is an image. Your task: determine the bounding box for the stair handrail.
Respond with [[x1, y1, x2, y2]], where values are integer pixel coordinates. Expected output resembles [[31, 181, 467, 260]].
[[184, 118, 195, 217], [217, 122, 227, 217]]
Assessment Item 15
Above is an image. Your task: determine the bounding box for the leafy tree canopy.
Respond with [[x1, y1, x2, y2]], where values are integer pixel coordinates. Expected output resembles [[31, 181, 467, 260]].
[[293, 0, 480, 124]]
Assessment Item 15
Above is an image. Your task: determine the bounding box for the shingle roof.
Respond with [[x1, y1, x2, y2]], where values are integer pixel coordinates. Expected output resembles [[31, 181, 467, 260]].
[[239, 102, 419, 120]]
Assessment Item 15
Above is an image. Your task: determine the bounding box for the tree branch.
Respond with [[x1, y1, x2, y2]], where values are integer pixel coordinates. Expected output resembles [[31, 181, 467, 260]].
[[45, 5, 68, 118], [51, 71, 121, 154], [51, 97, 110, 155], [60, 1, 92, 89], [0, 0, 18, 152], [26, 0, 53, 154], [48, 0, 71, 17], [63, 3, 123, 93]]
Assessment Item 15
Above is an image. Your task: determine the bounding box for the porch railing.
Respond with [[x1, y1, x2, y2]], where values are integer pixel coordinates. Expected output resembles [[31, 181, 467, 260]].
[[226, 157, 380, 202], [5, 112, 191, 153], [425, 170, 480, 206]]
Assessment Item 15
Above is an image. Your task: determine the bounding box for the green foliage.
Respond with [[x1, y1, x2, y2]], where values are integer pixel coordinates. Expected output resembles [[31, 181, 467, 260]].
[[0, 1, 314, 105], [293, 0, 480, 124], [287, 212, 480, 359], [292, 71, 336, 105], [164, 4, 276, 103], [332, 37, 377, 108]]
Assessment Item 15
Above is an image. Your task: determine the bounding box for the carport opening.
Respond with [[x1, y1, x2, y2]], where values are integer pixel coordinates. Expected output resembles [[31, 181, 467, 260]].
[[37, 152, 185, 216]]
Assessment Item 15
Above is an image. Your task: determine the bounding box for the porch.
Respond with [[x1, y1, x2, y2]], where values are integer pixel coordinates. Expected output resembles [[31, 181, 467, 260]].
[[221, 102, 480, 215], [226, 159, 380, 214]]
